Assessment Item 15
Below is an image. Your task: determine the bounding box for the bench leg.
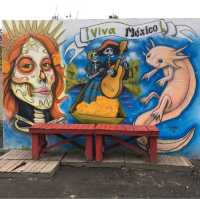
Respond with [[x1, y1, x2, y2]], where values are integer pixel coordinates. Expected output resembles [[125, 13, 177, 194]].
[[32, 134, 41, 160], [149, 137, 157, 162], [96, 135, 103, 161], [85, 135, 93, 161], [39, 135, 47, 148]]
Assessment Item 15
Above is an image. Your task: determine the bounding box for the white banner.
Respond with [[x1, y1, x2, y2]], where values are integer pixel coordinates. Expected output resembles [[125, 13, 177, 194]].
[[80, 20, 165, 43], [64, 19, 197, 63]]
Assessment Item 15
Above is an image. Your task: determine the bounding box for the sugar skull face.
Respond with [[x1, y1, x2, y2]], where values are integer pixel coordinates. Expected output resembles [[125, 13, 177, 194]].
[[103, 47, 114, 56], [11, 37, 56, 109]]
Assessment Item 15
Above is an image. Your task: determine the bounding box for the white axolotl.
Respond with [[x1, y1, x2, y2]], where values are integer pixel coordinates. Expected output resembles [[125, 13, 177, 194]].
[[135, 41, 196, 153]]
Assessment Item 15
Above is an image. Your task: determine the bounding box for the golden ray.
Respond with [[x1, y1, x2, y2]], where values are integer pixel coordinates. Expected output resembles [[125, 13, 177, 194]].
[[11, 21, 19, 37], [55, 29, 65, 41], [42, 20, 53, 34], [25, 21, 32, 32], [50, 22, 63, 38], [3, 20, 65, 57], [31, 21, 37, 33], [37, 20, 45, 33], [3, 21, 13, 39], [18, 21, 26, 33]]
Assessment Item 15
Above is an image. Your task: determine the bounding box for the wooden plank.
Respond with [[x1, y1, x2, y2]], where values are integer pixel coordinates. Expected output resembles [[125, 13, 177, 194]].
[[95, 130, 154, 136], [20, 150, 32, 160], [29, 161, 48, 173], [7, 160, 25, 172], [15, 150, 26, 159], [157, 155, 193, 167], [0, 150, 18, 159], [0, 160, 9, 168], [0, 160, 18, 172], [17, 160, 59, 174], [0, 159, 59, 177], [30, 124, 95, 132], [180, 157, 193, 167], [32, 129, 93, 135], [95, 125, 155, 136], [132, 125, 148, 132], [25, 161, 46, 173], [40, 161, 59, 173], [22, 161, 40, 173], [96, 124, 124, 131], [0, 150, 32, 160], [14, 161, 34, 173], [8, 150, 19, 159], [96, 124, 147, 131], [0, 152, 10, 159], [14, 150, 23, 159], [0, 160, 23, 172], [13, 150, 21, 159]]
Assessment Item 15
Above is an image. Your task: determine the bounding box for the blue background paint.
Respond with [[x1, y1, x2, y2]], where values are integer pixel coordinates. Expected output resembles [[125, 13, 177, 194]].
[[3, 20, 200, 159]]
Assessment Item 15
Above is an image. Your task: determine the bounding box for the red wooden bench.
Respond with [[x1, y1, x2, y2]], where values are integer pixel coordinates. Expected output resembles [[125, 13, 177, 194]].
[[95, 124, 159, 162], [29, 123, 159, 162], [29, 123, 95, 160]]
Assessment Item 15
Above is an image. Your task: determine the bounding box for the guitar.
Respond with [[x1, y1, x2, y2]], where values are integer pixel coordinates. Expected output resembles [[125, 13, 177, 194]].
[[100, 41, 128, 98]]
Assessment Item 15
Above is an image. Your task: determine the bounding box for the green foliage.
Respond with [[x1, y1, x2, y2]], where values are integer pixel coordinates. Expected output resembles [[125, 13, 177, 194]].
[[65, 60, 142, 96], [65, 63, 87, 93], [123, 59, 141, 96], [66, 63, 77, 79]]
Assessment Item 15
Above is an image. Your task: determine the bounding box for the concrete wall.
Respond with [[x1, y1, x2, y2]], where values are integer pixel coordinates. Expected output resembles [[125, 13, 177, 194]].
[[2, 19, 200, 158]]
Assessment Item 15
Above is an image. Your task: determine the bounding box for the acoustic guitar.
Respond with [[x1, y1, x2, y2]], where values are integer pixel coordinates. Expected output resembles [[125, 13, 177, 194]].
[[100, 41, 128, 98]]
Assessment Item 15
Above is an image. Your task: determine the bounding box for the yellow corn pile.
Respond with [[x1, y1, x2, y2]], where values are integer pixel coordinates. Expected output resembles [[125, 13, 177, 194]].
[[76, 96, 119, 117]]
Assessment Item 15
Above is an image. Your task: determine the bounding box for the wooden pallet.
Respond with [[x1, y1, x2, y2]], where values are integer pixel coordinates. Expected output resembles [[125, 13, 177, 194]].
[[0, 150, 60, 177], [0, 159, 59, 177], [0, 149, 64, 161]]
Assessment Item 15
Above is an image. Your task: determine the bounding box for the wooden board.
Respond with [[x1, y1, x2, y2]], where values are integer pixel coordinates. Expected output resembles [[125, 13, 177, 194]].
[[157, 155, 193, 167], [0, 150, 64, 177], [0, 150, 193, 173], [0, 150, 32, 160], [0, 159, 59, 177], [0, 150, 64, 161]]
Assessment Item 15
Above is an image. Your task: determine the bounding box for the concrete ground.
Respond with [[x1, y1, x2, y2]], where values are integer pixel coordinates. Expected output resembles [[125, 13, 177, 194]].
[[0, 159, 199, 198]]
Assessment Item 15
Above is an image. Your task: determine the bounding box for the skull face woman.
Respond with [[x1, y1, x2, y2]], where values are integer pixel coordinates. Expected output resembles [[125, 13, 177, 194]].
[[3, 33, 65, 132]]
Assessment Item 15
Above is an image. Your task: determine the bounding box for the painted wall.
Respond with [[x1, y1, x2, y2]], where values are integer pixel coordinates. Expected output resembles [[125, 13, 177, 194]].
[[2, 19, 200, 159]]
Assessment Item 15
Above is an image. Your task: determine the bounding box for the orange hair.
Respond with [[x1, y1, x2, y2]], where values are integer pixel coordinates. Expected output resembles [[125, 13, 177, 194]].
[[3, 33, 65, 120]]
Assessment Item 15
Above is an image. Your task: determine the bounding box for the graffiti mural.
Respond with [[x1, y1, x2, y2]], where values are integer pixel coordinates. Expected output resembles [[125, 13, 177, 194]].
[[3, 21, 65, 147], [2, 19, 200, 158]]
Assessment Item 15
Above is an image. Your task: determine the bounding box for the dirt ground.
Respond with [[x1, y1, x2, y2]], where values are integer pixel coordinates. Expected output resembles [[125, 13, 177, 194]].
[[0, 160, 199, 198]]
